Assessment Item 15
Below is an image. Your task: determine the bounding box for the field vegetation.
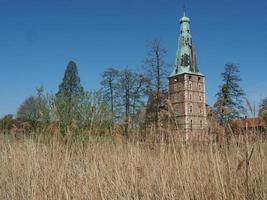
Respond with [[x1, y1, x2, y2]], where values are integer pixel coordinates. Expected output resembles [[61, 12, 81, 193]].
[[0, 131, 266, 200]]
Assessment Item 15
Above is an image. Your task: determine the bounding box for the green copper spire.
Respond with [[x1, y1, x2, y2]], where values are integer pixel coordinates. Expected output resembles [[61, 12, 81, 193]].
[[171, 14, 203, 76]]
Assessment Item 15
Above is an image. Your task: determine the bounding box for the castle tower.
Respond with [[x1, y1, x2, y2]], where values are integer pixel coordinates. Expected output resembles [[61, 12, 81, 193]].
[[168, 14, 207, 134]]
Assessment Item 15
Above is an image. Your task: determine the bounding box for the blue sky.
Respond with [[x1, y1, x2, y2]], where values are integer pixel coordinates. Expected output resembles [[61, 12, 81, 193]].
[[0, 0, 267, 117]]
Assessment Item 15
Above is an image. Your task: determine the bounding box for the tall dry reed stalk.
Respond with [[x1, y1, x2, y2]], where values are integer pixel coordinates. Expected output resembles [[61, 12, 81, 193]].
[[0, 133, 266, 200]]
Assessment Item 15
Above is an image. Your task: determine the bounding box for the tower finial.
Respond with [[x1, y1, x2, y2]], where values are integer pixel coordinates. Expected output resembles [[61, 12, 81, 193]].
[[183, 3, 186, 16]]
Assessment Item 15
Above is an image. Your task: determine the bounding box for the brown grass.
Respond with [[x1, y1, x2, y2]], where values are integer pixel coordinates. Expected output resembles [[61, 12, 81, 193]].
[[0, 134, 266, 200]]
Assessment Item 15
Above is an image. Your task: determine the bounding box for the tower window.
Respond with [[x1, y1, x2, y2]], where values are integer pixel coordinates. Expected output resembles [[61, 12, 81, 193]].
[[199, 106, 202, 114], [200, 120, 203, 129], [190, 120, 193, 130], [189, 93, 192, 100], [174, 94, 179, 102], [189, 105, 193, 113], [199, 95, 202, 101], [198, 84, 201, 90], [174, 84, 178, 91], [189, 81, 192, 90]]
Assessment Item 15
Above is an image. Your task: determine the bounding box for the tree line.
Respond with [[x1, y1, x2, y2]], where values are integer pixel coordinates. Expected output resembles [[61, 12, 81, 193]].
[[1, 40, 266, 137], [0, 40, 170, 137]]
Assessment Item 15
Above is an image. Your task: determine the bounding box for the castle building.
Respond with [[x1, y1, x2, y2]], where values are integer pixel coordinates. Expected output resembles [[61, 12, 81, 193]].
[[168, 14, 207, 134]]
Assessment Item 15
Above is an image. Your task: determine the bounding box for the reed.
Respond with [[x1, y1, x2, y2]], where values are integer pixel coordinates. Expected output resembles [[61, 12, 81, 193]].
[[0, 132, 266, 200]]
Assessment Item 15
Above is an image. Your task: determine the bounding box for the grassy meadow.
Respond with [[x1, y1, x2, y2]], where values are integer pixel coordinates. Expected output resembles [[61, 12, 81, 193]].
[[0, 132, 266, 200]]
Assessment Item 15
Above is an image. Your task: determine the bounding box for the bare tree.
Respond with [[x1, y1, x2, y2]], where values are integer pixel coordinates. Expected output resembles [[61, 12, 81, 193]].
[[130, 74, 150, 127], [117, 69, 149, 137], [100, 68, 119, 118], [144, 39, 168, 131]]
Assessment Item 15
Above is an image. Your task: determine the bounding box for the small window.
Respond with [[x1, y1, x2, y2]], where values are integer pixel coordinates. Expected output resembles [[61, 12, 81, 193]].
[[200, 120, 203, 129], [189, 81, 192, 90], [189, 105, 193, 113], [175, 105, 179, 112], [189, 94, 192, 100], [190, 120, 193, 130], [199, 95, 202, 101], [174, 84, 178, 91], [199, 106, 202, 114], [174, 94, 179, 102], [198, 84, 201, 90]]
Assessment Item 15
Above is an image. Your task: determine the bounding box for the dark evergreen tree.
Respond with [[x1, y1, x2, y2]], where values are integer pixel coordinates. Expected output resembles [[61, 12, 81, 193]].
[[259, 97, 267, 124], [56, 61, 84, 99], [214, 63, 246, 125], [56, 61, 84, 129]]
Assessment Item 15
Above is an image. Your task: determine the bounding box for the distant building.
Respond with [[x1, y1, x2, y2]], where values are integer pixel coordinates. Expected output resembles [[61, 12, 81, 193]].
[[168, 13, 207, 134], [230, 117, 266, 133]]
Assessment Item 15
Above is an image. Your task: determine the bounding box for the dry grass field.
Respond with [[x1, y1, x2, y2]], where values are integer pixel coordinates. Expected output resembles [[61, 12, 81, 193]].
[[0, 133, 266, 200]]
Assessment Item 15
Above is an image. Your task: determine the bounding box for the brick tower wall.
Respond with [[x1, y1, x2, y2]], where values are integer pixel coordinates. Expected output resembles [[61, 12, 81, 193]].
[[169, 73, 207, 134]]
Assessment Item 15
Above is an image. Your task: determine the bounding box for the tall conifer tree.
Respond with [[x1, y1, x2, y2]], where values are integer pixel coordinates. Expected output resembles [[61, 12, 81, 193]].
[[56, 61, 84, 128], [56, 61, 84, 99], [214, 63, 246, 125], [259, 97, 267, 125]]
